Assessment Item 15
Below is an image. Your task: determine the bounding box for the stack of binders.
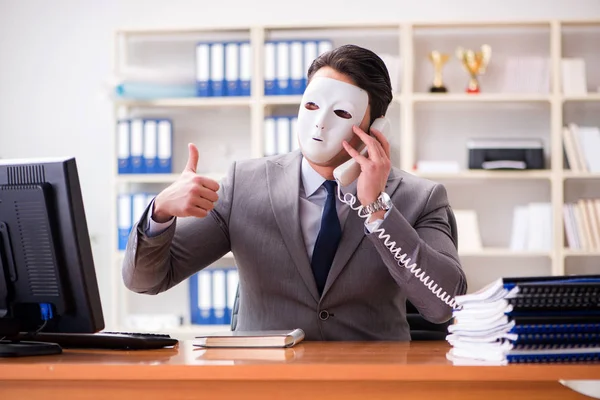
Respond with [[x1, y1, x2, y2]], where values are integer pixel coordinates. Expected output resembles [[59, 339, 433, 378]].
[[117, 192, 158, 250], [263, 116, 299, 156], [195, 41, 252, 97], [264, 39, 333, 96], [117, 119, 173, 174], [189, 267, 240, 326], [446, 275, 600, 365]]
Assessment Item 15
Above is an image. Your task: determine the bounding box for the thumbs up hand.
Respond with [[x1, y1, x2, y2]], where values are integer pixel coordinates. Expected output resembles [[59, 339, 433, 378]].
[[152, 143, 220, 223]]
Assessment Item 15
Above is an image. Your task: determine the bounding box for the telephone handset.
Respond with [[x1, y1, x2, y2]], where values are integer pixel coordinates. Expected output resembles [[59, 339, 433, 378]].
[[333, 117, 461, 310], [333, 116, 391, 187]]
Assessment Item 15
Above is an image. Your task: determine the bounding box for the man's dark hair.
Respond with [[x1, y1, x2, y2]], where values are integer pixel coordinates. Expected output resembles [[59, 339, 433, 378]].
[[307, 44, 393, 124]]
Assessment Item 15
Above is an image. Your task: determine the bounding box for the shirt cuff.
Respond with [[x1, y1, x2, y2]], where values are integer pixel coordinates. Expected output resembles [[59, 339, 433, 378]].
[[364, 208, 392, 233], [145, 200, 175, 237]]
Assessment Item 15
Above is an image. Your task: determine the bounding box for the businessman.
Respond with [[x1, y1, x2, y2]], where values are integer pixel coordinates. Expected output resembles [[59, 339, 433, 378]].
[[123, 44, 467, 341]]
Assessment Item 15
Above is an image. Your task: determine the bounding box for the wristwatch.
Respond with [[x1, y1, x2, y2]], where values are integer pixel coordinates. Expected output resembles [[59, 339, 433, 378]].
[[363, 191, 393, 214]]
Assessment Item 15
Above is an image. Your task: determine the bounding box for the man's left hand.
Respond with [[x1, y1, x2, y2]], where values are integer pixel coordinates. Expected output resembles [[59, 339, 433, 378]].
[[342, 124, 392, 215]]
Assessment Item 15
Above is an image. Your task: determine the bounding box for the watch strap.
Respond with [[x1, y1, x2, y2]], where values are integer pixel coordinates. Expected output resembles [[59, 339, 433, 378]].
[[364, 192, 391, 214]]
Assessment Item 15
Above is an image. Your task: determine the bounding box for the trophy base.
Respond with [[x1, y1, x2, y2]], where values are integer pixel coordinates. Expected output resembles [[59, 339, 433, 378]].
[[466, 87, 480, 94], [429, 86, 447, 93]]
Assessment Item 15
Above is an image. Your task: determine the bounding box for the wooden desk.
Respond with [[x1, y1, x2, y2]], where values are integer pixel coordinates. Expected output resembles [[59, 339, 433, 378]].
[[1, 341, 599, 399]]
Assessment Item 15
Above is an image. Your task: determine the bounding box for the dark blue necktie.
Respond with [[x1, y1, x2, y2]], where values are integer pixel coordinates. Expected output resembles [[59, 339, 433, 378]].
[[311, 180, 342, 296]]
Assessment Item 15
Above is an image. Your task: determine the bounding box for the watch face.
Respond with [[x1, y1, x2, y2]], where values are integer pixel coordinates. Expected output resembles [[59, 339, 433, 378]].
[[379, 192, 392, 209]]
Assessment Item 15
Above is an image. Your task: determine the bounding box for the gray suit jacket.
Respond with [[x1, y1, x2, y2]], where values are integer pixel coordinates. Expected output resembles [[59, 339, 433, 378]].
[[123, 150, 467, 341]]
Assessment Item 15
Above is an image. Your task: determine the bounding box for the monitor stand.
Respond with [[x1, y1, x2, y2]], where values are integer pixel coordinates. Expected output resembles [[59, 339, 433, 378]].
[[0, 243, 62, 357], [0, 339, 62, 357], [0, 321, 62, 357]]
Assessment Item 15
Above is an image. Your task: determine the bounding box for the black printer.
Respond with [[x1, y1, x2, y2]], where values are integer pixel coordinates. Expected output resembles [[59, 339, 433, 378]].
[[467, 139, 545, 170]]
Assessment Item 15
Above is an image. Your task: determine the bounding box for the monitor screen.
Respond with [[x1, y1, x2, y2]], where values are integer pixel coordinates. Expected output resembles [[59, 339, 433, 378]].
[[0, 157, 104, 352]]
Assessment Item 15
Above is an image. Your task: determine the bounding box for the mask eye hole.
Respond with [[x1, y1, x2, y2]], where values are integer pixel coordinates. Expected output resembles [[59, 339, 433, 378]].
[[305, 102, 319, 110], [334, 110, 352, 119]]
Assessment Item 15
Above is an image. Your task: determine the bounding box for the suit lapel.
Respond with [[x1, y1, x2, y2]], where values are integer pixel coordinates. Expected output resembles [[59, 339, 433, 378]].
[[322, 170, 404, 298], [266, 151, 320, 303]]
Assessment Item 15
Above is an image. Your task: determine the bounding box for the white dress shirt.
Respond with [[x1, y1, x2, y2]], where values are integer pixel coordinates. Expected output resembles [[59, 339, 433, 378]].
[[146, 157, 390, 260], [299, 157, 352, 259]]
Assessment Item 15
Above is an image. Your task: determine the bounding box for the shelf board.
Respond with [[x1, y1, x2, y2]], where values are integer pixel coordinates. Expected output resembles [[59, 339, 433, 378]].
[[110, 94, 600, 108], [459, 248, 551, 257], [563, 93, 600, 102], [560, 19, 600, 26], [412, 20, 553, 29], [563, 250, 600, 257], [116, 173, 179, 183], [262, 95, 303, 105], [411, 93, 551, 103], [116, 172, 226, 184], [413, 170, 552, 180], [117, 25, 251, 35], [116, 19, 600, 35], [562, 171, 600, 179], [263, 21, 403, 30], [113, 97, 252, 108]]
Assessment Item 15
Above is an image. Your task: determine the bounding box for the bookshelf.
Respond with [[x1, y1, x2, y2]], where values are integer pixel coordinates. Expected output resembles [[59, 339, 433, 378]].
[[109, 19, 600, 332]]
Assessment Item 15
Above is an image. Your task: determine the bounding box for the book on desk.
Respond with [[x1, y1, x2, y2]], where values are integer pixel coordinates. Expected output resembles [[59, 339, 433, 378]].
[[194, 329, 305, 348]]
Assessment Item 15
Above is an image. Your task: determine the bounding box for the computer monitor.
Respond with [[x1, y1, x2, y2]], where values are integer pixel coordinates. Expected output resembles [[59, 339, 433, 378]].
[[0, 157, 104, 357]]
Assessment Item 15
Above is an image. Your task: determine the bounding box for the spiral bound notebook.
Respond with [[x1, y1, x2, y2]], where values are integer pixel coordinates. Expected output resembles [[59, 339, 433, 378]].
[[511, 282, 600, 295], [510, 315, 600, 334], [455, 274, 600, 306], [503, 277, 600, 293], [506, 344, 600, 363], [507, 295, 600, 313], [511, 332, 600, 345]]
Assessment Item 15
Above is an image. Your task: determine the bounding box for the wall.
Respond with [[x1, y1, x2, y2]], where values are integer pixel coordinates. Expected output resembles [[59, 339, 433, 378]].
[[0, 0, 599, 328]]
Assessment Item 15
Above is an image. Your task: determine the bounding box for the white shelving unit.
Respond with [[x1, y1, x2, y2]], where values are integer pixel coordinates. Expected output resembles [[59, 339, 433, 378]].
[[109, 19, 600, 332]]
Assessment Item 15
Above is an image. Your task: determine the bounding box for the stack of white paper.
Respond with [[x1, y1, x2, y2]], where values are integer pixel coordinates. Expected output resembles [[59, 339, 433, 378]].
[[446, 279, 518, 365], [561, 58, 588, 95], [452, 210, 483, 253], [509, 203, 553, 251], [501, 56, 551, 94]]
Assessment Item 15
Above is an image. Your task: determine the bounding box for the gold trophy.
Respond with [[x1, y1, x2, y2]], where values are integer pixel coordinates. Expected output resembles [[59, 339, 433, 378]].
[[455, 45, 492, 93], [428, 51, 450, 93]]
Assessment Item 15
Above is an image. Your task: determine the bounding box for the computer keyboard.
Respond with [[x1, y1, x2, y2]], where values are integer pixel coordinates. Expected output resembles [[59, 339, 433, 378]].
[[17, 331, 179, 350]]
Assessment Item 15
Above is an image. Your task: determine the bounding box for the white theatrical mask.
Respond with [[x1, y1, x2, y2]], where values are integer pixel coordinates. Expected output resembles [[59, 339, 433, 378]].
[[296, 77, 369, 164]]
